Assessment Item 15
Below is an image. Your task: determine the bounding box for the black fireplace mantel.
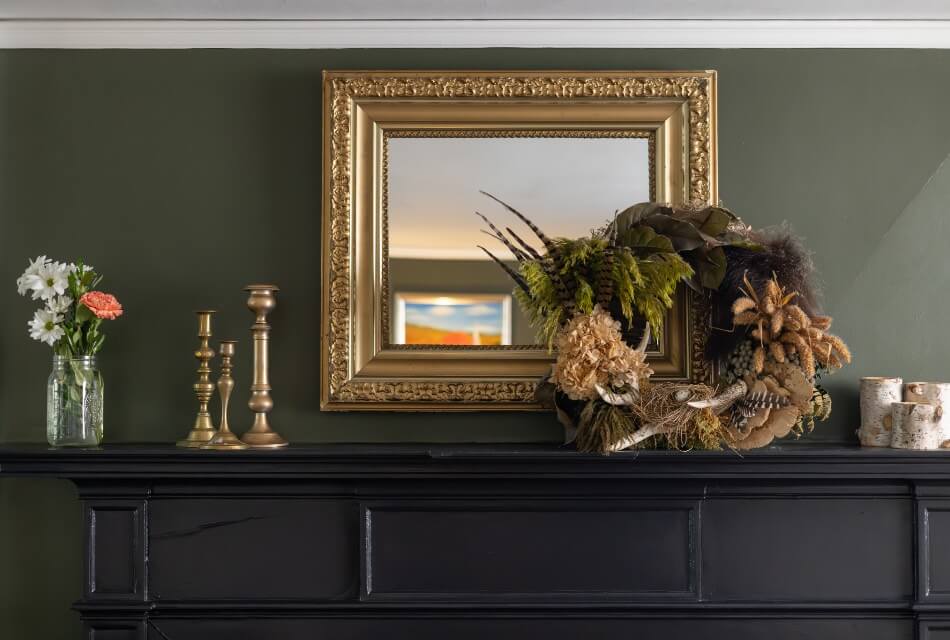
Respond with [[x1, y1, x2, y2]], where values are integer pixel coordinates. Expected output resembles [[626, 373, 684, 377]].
[[3, 443, 950, 639]]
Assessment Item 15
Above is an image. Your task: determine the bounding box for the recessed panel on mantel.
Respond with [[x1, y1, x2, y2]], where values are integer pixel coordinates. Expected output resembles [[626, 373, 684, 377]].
[[149, 499, 357, 600], [364, 502, 695, 600], [703, 498, 912, 602]]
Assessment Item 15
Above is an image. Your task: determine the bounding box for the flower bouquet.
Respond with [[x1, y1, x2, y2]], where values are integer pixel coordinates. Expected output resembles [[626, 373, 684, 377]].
[[478, 195, 850, 453], [16, 256, 123, 446]]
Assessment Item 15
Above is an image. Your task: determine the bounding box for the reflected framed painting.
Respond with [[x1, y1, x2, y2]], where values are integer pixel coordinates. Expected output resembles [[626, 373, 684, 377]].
[[393, 293, 512, 346]]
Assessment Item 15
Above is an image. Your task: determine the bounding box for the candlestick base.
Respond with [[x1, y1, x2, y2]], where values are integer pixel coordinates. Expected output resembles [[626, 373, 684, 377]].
[[201, 430, 249, 450], [176, 415, 216, 448], [240, 416, 288, 448]]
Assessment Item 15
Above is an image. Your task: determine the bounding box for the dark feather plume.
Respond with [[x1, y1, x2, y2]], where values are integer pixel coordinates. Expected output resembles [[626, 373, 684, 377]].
[[730, 391, 790, 431], [480, 193, 574, 313], [477, 246, 529, 294], [480, 191, 560, 258], [706, 224, 822, 362], [476, 212, 528, 262], [505, 227, 542, 260]]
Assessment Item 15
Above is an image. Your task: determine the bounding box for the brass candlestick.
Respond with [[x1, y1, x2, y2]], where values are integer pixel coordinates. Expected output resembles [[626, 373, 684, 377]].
[[202, 340, 248, 451], [240, 284, 288, 448], [177, 310, 218, 448]]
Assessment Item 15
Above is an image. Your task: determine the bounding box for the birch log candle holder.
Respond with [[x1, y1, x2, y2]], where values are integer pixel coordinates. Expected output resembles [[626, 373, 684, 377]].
[[903, 381, 950, 449], [890, 401, 940, 450], [858, 377, 903, 447]]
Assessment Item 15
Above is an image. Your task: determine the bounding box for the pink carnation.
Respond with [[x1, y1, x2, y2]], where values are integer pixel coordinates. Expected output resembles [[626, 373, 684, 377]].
[[80, 291, 123, 320]]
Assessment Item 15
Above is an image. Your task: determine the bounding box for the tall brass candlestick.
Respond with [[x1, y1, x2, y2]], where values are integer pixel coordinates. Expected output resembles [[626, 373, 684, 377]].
[[202, 340, 248, 451], [240, 284, 288, 448], [177, 310, 218, 448]]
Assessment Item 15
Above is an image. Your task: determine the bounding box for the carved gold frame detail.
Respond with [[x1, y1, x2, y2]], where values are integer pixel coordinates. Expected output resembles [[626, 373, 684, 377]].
[[321, 70, 718, 410]]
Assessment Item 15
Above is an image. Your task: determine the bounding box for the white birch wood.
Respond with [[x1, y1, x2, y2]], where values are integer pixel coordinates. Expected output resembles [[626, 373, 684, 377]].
[[903, 381, 950, 448], [858, 377, 903, 447], [890, 401, 940, 449]]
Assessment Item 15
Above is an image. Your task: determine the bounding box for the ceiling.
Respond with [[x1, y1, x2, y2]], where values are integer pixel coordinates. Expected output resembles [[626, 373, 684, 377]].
[[3, 0, 950, 20]]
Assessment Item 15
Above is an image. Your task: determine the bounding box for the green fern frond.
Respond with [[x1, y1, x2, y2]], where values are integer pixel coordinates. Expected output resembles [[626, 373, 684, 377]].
[[610, 250, 642, 323], [516, 261, 567, 349], [554, 237, 607, 276], [633, 253, 694, 339], [574, 277, 595, 315]]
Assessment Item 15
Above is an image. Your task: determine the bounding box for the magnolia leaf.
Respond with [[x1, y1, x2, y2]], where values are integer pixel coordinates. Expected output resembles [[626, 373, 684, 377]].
[[617, 225, 675, 255], [721, 235, 764, 251], [611, 203, 671, 235], [691, 246, 728, 289], [642, 213, 706, 252], [698, 207, 736, 237]]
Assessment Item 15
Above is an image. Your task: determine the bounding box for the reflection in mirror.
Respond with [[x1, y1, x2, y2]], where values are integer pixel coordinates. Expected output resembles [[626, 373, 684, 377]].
[[387, 134, 652, 346]]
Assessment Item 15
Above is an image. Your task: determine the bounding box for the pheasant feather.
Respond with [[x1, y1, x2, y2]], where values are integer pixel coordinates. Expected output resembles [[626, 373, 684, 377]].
[[480, 191, 559, 257], [505, 227, 543, 260], [476, 212, 528, 262], [477, 246, 530, 294]]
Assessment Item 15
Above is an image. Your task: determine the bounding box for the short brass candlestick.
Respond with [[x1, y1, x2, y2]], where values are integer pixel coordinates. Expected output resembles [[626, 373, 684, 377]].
[[202, 340, 248, 451], [240, 284, 288, 448], [177, 310, 218, 448]]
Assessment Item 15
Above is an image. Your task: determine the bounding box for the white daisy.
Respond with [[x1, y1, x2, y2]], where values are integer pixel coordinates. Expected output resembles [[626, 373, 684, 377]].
[[16, 255, 48, 296], [66, 262, 94, 275], [45, 295, 74, 315], [28, 309, 65, 346], [31, 261, 70, 301]]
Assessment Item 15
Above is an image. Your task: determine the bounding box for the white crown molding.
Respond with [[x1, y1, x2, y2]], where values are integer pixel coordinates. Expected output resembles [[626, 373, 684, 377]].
[[1, 19, 950, 49]]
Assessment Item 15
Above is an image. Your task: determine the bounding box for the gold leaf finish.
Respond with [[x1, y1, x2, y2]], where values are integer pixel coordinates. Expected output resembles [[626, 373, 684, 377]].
[[322, 71, 717, 409]]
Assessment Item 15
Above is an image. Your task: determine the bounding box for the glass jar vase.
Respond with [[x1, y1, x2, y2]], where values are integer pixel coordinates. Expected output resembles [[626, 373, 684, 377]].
[[46, 355, 103, 447]]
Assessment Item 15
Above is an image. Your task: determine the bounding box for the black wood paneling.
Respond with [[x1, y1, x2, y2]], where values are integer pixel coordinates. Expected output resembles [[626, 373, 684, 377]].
[[365, 501, 696, 600], [145, 617, 912, 640], [85, 499, 146, 602], [1, 444, 948, 637], [703, 497, 913, 602], [922, 621, 950, 639], [149, 498, 358, 601]]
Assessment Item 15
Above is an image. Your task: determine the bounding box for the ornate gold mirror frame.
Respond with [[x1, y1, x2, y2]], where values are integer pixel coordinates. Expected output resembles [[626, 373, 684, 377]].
[[321, 70, 718, 410]]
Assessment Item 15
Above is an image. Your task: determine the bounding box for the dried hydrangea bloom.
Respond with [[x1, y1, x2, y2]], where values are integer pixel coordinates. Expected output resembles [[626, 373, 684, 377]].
[[551, 305, 653, 401]]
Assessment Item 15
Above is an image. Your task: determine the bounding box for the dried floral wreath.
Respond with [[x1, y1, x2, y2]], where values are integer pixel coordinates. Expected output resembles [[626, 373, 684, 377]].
[[478, 193, 850, 453]]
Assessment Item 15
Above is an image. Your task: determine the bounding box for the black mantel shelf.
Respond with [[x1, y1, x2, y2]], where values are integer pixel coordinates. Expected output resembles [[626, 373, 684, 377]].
[[3, 442, 950, 480], [5, 443, 950, 639]]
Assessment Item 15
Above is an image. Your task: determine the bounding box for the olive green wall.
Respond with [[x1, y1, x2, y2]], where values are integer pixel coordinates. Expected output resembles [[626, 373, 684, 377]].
[[2, 49, 950, 637]]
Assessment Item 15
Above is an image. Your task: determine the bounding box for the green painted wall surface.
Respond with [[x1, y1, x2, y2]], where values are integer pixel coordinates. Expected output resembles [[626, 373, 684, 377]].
[[1, 49, 949, 637]]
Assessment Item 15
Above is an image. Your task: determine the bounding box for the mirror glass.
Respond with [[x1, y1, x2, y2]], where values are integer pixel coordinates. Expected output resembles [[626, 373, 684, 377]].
[[387, 135, 651, 346]]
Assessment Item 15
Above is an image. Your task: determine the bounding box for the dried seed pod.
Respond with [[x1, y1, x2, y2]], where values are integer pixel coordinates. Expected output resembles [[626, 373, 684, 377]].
[[769, 340, 786, 363], [813, 342, 833, 366], [770, 309, 785, 336], [800, 348, 816, 378], [753, 345, 766, 373], [732, 297, 756, 315], [780, 331, 809, 351], [826, 334, 852, 363], [734, 311, 759, 325], [784, 305, 810, 329], [811, 315, 833, 330]]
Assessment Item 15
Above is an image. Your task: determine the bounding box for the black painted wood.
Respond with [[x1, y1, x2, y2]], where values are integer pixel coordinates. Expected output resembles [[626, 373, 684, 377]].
[[3, 443, 950, 638]]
